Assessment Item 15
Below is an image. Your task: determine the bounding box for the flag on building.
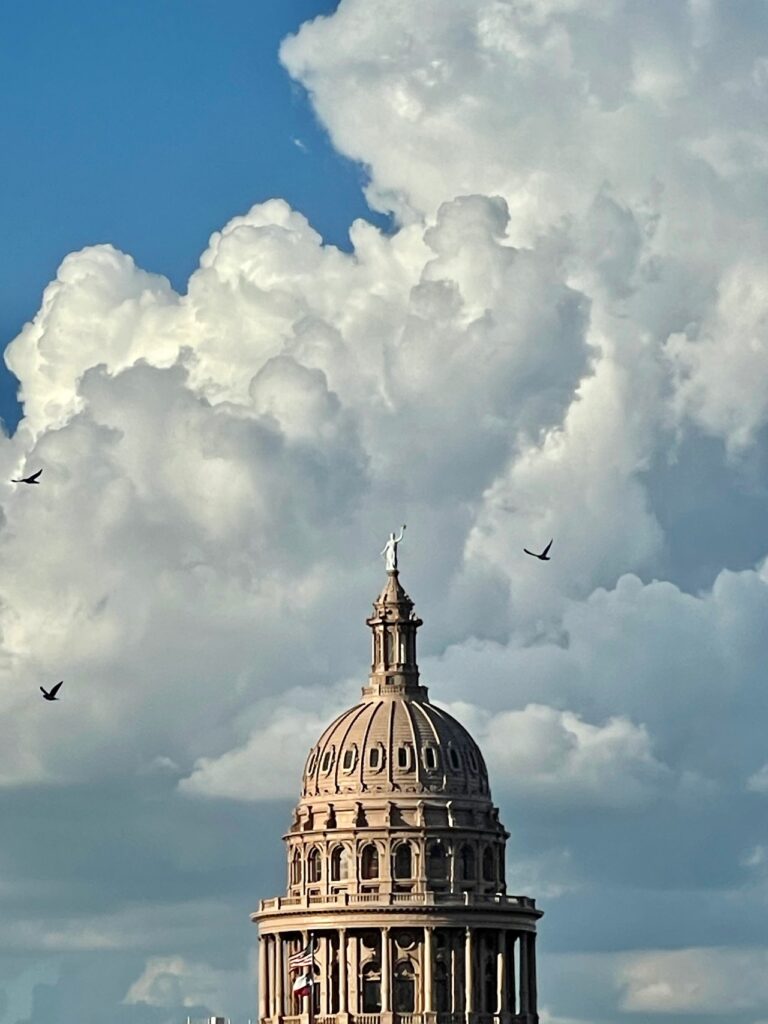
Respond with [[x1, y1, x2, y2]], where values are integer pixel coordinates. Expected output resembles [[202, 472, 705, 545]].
[[292, 973, 312, 998], [288, 939, 316, 970]]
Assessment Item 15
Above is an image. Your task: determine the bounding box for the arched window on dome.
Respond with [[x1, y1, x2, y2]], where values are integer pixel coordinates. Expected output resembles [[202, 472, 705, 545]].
[[361, 962, 382, 1013], [447, 746, 461, 771], [427, 841, 448, 882], [482, 846, 496, 882], [385, 628, 395, 666], [330, 846, 348, 882], [393, 842, 413, 880], [290, 849, 302, 886], [459, 844, 476, 882], [307, 847, 322, 883], [394, 961, 416, 1014], [361, 843, 380, 880]]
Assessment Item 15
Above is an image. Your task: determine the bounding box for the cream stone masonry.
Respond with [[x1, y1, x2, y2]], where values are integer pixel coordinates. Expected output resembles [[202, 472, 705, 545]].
[[253, 569, 542, 1024]]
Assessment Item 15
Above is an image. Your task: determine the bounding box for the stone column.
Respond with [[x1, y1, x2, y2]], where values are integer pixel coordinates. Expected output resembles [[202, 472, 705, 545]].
[[350, 932, 359, 1013], [321, 934, 329, 1015], [272, 936, 278, 1018], [528, 934, 537, 1020], [464, 927, 474, 1018], [451, 931, 460, 1014], [259, 936, 268, 1022], [339, 928, 348, 1017], [424, 926, 434, 1015], [518, 933, 530, 1018], [505, 933, 516, 1018], [496, 930, 504, 1017], [276, 935, 284, 1021], [381, 926, 391, 1018]]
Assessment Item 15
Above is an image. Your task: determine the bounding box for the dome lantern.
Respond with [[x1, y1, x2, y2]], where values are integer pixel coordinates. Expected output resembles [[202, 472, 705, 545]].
[[364, 569, 426, 701]]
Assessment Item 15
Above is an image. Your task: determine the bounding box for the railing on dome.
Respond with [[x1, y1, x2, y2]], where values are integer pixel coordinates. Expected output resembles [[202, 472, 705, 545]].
[[258, 892, 536, 912], [343, 1016, 504, 1024]]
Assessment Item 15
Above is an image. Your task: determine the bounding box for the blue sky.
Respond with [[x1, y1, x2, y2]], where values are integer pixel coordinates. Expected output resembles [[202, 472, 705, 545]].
[[0, 0, 385, 432], [4, 1, 768, 1022]]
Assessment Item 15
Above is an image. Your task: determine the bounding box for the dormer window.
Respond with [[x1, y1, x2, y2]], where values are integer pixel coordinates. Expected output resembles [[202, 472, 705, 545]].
[[397, 745, 413, 771], [369, 748, 380, 768], [423, 747, 438, 770], [342, 745, 358, 773], [467, 749, 479, 772], [447, 747, 461, 771], [321, 748, 335, 774]]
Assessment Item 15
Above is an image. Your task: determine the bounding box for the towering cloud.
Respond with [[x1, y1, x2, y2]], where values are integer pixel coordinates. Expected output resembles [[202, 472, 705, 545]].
[[3, 2, 768, 1022]]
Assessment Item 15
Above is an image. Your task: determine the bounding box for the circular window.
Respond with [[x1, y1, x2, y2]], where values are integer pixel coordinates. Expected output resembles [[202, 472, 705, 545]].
[[362, 931, 379, 949], [395, 931, 416, 950]]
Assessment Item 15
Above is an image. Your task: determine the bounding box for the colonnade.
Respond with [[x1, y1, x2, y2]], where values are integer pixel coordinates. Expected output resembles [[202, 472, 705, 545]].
[[258, 925, 538, 1023]]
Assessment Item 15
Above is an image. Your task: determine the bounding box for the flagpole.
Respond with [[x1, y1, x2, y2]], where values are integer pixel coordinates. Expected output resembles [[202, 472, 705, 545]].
[[308, 931, 315, 1024]]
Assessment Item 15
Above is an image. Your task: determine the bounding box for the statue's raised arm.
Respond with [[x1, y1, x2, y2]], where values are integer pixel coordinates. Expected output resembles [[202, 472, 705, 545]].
[[381, 524, 407, 571]]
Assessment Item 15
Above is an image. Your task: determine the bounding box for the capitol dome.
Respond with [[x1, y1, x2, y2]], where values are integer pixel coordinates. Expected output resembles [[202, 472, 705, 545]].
[[302, 570, 489, 801], [254, 556, 543, 1024], [303, 698, 489, 800]]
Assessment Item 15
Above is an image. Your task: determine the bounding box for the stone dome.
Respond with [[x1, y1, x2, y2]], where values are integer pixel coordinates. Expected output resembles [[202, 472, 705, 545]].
[[302, 696, 490, 799], [301, 568, 491, 802]]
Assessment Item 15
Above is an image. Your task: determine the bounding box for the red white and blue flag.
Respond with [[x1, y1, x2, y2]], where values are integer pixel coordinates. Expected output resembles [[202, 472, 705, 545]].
[[288, 939, 316, 970]]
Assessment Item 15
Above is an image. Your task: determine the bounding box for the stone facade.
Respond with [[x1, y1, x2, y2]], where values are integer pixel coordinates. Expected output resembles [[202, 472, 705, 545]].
[[253, 569, 541, 1024]]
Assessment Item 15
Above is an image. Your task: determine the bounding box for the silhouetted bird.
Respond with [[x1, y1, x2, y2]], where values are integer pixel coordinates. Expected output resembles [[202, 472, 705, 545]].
[[11, 469, 42, 485], [40, 681, 63, 702], [524, 539, 553, 561]]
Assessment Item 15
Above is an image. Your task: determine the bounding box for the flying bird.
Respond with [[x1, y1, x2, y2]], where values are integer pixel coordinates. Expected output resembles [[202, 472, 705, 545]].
[[40, 681, 63, 702], [11, 469, 42, 485], [524, 539, 553, 561]]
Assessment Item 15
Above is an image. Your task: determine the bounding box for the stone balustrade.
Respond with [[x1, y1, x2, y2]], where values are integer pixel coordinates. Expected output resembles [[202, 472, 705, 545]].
[[258, 891, 536, 914]]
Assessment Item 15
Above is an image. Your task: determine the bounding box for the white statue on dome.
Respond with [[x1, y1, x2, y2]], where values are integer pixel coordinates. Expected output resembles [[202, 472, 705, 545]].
[[381, 525, 406, 571]]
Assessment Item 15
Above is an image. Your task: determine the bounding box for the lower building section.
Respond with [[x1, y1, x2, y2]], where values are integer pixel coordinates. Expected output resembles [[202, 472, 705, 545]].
[[258, 925, 538, 1024]]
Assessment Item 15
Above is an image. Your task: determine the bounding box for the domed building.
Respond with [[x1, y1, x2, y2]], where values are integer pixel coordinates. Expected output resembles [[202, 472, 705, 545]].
[[253, 560, 542, 1024]]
